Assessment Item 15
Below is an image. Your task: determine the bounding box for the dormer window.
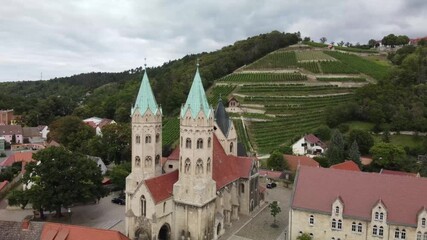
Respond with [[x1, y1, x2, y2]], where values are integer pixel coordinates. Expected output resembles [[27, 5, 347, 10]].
[[358, 223, 362, 233], [337, 220, 342, 230], [375, 212, 379, 220], [379, 226, 384, 236], [379, 212, 384, 221], [422, 218, 426, 227], [331, 219, 337, 229], [401, 229, 406, 239], [372, 225, 378, 236], [335, 206, 340, 215], [351, 222, 356, 232]]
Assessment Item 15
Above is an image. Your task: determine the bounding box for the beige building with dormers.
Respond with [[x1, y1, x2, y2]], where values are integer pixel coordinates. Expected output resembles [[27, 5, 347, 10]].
[[125, 67, 260, 240], [289, 166, 427, 240]]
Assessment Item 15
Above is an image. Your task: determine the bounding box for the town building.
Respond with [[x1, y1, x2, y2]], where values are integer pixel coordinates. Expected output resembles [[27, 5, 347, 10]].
[[0, 125, 23, 144], [0, 109, 15, 125], [125, 67, 260, 240], [291, 134, 326, 156], [83, 117, 116, 136], [330, 160, 361, 172], [284, 154, 319, 173], [289, 166, 427, 240]]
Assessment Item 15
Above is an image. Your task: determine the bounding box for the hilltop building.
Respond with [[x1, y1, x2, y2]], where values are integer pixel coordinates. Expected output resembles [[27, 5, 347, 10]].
[[289, 166, 427, 240], [125, 67, 260, 240], [292, 134, 326, 156]]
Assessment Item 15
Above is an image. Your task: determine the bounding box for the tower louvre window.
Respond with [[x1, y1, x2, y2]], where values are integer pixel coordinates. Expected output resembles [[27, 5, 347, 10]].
[[208, 137, 211, 148], [186, 138, 192, 149], [207, 158, 211, 173], [136, 135, 140, 144], [185, 158, 191, 174], [230, 142, 234, 153], [156, 133, 160, 143], [145, 135, 151, 143], [196, 159, 203, 175], [197, 138, 203, 149]]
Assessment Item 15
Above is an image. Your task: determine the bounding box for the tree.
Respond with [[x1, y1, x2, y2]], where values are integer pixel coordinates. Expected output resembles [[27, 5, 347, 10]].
[[314, 125, 331, 141], [368, 39, 377, 48], [269, 201, 281, 226], [303, 37, 311, 42], [369, 142, 406, 171], [49, 116, 95, 152], [338, 41, 345, 47], [22, 146, 106, 217], [320, 37, 327, 44], [348, 140, 361, 167], [7, 190, 29, 209], [326, 129, 345, 165], [297, 233, 312, 240], [267, 150, 288, 171], [109, 162, 131, 191], [348, 130, 374, 155]]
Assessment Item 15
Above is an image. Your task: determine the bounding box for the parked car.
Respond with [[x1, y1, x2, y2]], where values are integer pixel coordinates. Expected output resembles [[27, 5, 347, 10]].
[[111, 197, 125, 205], [266, 182, 277, 189]]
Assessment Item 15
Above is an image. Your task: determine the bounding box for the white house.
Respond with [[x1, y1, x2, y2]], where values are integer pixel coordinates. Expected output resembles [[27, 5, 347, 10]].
[[83, 117, 116, 136], [37, 125, 49, 140], [292, 134, 326, 156]]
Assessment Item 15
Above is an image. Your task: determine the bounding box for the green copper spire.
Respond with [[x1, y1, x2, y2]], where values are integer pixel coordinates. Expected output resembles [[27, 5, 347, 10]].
[[132, 69, 159, 115], [181, 67, 211, 118]]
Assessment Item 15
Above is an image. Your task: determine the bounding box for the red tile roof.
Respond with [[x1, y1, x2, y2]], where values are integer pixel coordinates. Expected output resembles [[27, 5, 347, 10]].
[[144, 170, 178, 204], [0, 125, 23, 135], [284, 154, 319, 172], [304, 134, 326, 149], [330, 160, 361, 172], [379, 169, 419, 177], [0, 152, 34, 171], [40, 223, 129, 240], [145, 135, 256, 204], [292, 166, 427, 226], [0, 181, 9, 191], [259, 170, 283, 179], [84, 121, 97, 129]]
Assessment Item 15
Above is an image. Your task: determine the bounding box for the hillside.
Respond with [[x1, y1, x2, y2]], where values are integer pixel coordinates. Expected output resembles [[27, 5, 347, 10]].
[[0, 31, 300, 126], [207, 43, 391, 153]]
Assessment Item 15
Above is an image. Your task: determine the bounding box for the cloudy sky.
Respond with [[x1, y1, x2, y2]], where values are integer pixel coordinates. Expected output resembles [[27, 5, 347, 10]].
[[0, 0, 426, 82]]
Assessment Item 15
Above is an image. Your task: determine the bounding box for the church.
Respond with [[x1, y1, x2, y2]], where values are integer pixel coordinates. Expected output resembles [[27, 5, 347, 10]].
[[125, 66, 261, 240]]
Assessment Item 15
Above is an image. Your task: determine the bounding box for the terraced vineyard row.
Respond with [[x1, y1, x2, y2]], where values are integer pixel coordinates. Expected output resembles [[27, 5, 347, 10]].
[[317, 77, 366, 82], [207, 85, 235, 104], [297, 62, 320, 73], [249, 112, 327, 153], [234, 119, 251, 153], [219, 73, 307, 82], [238, 84, 355, 95], [319, 61, 358, 74], [324, 51, 390, 80], [243, 93, 354, 104], [295, 50, 336, 61], [245, 51, 297, 69], [162, 117, 180, 146]]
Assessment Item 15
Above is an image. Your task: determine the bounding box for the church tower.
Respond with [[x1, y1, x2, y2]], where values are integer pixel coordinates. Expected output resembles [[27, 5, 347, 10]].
[[127, 68, 162, 190], [173, 66, 217, 239]]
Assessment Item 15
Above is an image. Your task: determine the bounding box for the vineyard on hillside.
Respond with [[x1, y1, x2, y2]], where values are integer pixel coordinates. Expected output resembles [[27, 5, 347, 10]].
[[161, 43, 390, 155]]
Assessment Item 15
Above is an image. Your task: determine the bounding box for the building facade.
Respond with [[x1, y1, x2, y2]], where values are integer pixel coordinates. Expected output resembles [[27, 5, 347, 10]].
[[125, 67, 260, 240], [289, 166, 427, 240]]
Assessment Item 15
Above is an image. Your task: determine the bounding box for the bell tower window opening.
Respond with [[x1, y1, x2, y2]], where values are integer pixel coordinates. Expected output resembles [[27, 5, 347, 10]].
[[185, 158, 191, 174], [141, 195, 146, 217], [145, 135, 151, 143], [207, 158, 211, 173], [197, 138, 203, 149], [230, 142, 234, 153], [136, 135, 141, 144], [156, 133, 160, 143], [208, 137, 211, 148], [186, 138, 192, 149], [135, 156, 141, 166], [145, 156, 152, 166], [196, 159, 203, 175]]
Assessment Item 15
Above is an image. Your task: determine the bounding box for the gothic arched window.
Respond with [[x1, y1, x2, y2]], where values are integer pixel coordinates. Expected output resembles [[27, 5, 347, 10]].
[[156, 133, 160, 143], [197, 138, 203, 149], [155, 155, 160, 164], [136, 135, 141, 144], [145, 156, 152, 166], [145, 135, 151, 143], [207, 137, 211, 148], [207, 157, 211, 173], [141, 195, 146, 217], [186, 138, 191, 149], [230, 142, 234, 153], [196, 159, 203, 175], [185, 158, 191, 174], [135, 156, 141, 166]]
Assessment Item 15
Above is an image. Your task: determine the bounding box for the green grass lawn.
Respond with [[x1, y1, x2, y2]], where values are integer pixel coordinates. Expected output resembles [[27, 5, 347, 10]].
[[346, 121, 374, 131], [383, 134, 426, 149]]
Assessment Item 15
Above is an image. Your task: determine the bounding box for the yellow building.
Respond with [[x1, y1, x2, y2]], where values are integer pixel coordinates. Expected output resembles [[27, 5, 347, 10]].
[[289, 166, 427, 240]]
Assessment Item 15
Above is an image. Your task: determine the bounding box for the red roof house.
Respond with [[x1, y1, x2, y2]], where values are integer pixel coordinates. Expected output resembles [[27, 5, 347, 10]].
[[330, 160, 361, 172], [284, 154, 319, 172], [292, 166, 427, 226], [40, 223, 129, 240]]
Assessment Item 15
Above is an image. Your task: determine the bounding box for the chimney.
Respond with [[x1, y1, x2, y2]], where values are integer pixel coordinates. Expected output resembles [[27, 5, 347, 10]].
[[21, 218, 31, 231]]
